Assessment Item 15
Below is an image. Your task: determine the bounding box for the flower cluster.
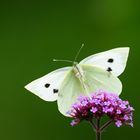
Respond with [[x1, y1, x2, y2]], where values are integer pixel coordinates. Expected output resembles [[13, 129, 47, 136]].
[[67, 91, 134, 127]]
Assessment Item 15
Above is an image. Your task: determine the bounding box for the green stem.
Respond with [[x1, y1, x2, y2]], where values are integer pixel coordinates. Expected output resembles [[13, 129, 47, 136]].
[[96, 118, 101, 140], [90, 118, 113, 140], [100, 119, 113, 132], [89, 119, 96, 131]]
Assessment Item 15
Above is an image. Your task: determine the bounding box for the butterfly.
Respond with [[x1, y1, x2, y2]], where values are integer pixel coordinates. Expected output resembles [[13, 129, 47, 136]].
[[25, 47, 129, 116]]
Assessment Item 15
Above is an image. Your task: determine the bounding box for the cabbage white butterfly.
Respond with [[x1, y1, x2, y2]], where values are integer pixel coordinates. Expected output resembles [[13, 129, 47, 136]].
[[25, 46, 129, 116]]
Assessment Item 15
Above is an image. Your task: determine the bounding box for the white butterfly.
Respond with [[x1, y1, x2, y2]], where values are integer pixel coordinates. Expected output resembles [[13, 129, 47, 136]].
[[25, 47, 129, 116]]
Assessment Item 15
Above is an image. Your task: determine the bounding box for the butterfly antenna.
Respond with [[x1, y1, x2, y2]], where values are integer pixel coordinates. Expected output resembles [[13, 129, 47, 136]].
[[53, 59, 73, 64], [73, 43, 84, 64]]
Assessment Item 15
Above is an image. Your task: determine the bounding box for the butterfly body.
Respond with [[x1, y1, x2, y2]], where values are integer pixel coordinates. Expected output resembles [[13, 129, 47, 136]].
[[73, 63, 85, 80], [73, 64, 90, 95], [25, 47, 129, 116]]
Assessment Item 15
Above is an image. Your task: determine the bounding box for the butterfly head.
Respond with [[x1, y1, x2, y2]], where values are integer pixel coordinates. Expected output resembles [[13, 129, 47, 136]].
[[73, 61, 78, 66]]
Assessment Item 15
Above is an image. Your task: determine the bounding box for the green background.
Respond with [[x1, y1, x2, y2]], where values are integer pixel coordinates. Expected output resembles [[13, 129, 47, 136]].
[[0, 0, 139, 140]]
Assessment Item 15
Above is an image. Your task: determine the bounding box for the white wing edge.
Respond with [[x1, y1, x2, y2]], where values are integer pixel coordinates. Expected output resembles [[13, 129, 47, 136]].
[[80, 47, 130, 64]]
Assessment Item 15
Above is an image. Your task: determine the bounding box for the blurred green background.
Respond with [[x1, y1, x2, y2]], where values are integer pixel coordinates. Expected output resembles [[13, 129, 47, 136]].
[[0, 0, 139, 140]]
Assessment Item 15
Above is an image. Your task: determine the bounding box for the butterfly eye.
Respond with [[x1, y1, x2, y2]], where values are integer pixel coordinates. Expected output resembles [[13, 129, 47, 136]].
[[108, 58, 114, 63], [45, 83, 50, 88], [53, 89, 59, 93]]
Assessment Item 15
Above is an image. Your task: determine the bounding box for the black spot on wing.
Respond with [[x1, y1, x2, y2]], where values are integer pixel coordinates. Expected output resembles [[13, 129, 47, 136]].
[[53, 89, 59, 93], [108, 58, 114, 63], [107, 67, 112, 72], [45, 83, 50, 88]]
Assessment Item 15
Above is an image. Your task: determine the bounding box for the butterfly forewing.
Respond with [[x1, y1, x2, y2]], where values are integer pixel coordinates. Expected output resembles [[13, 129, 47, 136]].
[[25, 67, 71, 101], [80, 47, 129, 76]]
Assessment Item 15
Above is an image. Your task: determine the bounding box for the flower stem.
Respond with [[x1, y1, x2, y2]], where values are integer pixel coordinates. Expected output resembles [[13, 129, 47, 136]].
[[89, 119, 97, 131], [100, 119, 113, 132], [96, 118, 101, 140], [89, 118, 113, 140]]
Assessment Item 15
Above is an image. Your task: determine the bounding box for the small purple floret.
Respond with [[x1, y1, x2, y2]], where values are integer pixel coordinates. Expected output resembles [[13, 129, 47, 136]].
[[67, 91, 134, 127], [115, 120, 122, 127], [91, 107, 98, 113]]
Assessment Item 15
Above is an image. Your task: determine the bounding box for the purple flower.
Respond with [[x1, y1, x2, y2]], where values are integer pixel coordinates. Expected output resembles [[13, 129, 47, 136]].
[[93, 99, 101, 105], [107, 107, 114, 112], [115, 120, 122, 127], [91, 107, 98, 113], [104, 101, 111, 106], [81, 100, 88, 106], [119, 104, 126, 109], [70, 119, 80, 126], [124, 115, 129, 121], [67, 91, 134, 128], [103, 107, 108, 113], [129, 122, 133, 127], [116, 109, 121, 114]]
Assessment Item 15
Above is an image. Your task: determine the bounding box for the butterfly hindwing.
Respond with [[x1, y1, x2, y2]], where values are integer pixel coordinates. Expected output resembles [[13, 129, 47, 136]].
[[80, 47, 129, 76], [81, 64, 122, 95], [25, 67, 71, 101], [57, 69, 86, 116]]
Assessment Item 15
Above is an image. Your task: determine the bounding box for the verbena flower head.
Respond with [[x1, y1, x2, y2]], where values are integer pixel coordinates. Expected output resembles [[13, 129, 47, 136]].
[[67, 91, 134, 127]]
